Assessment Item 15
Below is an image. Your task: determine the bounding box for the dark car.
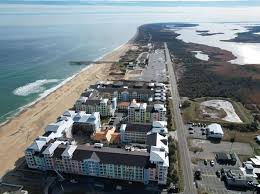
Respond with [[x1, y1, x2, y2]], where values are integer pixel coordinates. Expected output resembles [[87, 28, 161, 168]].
[[216, 170, 221, 177], [204, 159, 208, 165], [194, 169, 202, 180]]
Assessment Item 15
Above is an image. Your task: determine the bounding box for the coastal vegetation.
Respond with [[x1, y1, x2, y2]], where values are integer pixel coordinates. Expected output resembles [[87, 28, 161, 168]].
[[222, 26, 260, 43], [135, 23, 260, 126], [167, 137, 182, 191], [166, 97, 176, 131]]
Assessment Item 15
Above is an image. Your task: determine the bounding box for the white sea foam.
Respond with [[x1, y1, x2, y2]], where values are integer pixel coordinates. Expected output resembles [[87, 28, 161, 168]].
[[0, 42, 127, 126], [254, 32, 260, 35], [13, 79, 59, 96]]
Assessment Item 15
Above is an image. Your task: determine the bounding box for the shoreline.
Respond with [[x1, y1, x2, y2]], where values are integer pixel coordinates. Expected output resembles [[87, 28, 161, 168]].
[[0, 41, 131, 177], [0, 42, 128, 128]]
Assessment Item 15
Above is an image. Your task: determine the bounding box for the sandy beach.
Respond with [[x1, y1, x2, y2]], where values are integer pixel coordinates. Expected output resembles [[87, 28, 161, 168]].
[[0, 43, 131, 177]]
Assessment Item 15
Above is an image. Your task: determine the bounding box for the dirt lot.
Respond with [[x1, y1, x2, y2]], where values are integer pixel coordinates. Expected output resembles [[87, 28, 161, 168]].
[[191, 139, 253, 156], [182, 97, 253, 124]]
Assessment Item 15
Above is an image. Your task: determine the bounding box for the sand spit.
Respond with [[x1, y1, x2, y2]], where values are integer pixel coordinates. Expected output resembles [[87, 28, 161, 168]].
[[0, 43, 131, 177]]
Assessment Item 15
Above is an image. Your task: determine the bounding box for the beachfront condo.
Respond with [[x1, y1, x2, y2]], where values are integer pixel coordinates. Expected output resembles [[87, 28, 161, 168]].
[[127, 100, 167, 123], [25, 132, 169, 185]]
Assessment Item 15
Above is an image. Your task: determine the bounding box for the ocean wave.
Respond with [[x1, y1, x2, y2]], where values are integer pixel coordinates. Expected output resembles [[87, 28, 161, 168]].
[[13, 79, 59, 96]]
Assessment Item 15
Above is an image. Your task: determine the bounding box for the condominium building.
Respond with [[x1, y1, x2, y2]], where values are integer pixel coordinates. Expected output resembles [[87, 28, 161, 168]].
[[25, 139, 169, 185], [90, 81, 157, 102], [120, 121, 168, 144], [120, 123, 152, 143], [75, 95, 117, 117], [128, 100, 167, 123]]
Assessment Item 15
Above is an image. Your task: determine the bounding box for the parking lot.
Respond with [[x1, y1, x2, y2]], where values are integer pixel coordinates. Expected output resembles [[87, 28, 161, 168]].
[[186, 122, 255, 193], [185, 123, 254, 156], [195, 160, 253, 194], [191, 139, 254, 156], [131, 49, 167, 82]]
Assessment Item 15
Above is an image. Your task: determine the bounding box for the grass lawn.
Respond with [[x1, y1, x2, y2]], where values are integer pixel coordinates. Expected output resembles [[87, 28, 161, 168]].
[[223, 129, 260, 155]]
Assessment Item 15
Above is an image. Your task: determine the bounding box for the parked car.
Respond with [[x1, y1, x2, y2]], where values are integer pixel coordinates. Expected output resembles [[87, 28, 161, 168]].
[[201, 128, 205, 131], [216, 170, 221, 177], [202, 131, 206, 135], [192, 123, 197, 127], [194, 169, 202, 180], [188, 127, 194, 130], [210, 160, 215, 166], [204, 159, 208, 165], [189, 130, 194, 134]]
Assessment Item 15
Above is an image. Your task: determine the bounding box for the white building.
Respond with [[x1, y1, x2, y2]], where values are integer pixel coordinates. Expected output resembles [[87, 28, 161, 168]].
[[63, 110, 101, 135], [207, 123, 224, 139], [75, 96, 117, 117], [147, 133, 169, 185]]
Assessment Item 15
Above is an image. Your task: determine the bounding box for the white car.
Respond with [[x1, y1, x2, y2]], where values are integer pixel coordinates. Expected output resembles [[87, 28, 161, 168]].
[[210, 160, 215, 166]]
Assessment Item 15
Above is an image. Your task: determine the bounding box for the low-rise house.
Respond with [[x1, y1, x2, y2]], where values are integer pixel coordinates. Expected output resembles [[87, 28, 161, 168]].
[[92, 126, 120, 144], [207, 123, 224, 139]]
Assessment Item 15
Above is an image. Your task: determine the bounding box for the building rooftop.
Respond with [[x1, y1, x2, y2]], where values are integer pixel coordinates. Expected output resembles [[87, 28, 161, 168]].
[[121, 123, 153, 133], [65, 144, 150, 167], [207, 123, 224, 135]]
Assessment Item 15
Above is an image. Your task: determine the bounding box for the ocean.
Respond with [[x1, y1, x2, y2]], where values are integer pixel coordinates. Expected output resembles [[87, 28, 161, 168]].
[[0, 0, 260, 123]]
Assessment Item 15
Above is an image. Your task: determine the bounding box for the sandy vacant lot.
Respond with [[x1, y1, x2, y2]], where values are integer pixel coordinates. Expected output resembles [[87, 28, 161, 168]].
[[200, 99, 242, 123]]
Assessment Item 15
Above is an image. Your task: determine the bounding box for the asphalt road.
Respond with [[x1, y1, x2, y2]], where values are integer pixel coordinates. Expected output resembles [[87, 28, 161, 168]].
[[164, 42, 196, 194]]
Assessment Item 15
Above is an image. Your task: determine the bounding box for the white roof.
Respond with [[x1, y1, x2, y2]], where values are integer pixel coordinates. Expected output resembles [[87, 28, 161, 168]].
[[62, 145, 77, 158], [148, 83, 155, 87], [77, 96, 88, 103], [120, 124, 127, 132], [28, 139, 47, 152], [207, 123, 223, 135], [43, 141, 62, 155], [140, 103, 147, 110], [151, 127, 168, 134], [45, 118, 73, 133], [153, 121, 167, 128], [150, 146, 169, 167], [101, 98, 109, 104], [250, 157, 260, 166], [154, 104, 165, 111], [240, 166, 258, 178]]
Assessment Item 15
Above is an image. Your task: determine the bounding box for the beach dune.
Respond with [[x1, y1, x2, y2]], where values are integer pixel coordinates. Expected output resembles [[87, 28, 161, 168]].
[[0, 43, 131, 177]]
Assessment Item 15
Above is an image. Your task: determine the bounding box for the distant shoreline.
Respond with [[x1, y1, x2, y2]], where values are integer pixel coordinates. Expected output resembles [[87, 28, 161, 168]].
[[0, 42, 128, 127], [0, 38, 132, 176]]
